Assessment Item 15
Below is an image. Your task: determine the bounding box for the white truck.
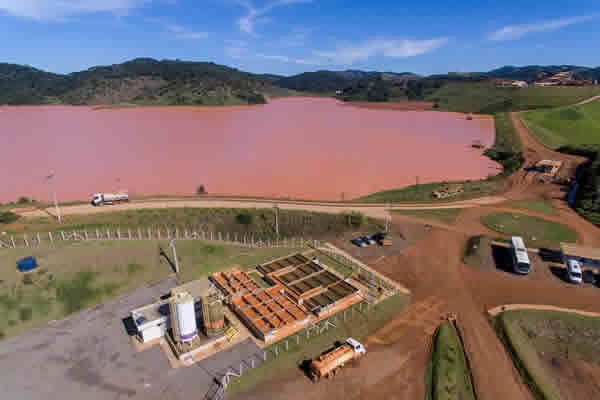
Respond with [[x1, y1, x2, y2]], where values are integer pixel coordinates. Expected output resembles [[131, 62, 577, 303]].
[[91, 193, 129, 206]]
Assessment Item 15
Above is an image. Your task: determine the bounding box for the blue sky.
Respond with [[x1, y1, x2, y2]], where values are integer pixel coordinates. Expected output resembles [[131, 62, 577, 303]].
[[1, 0, 599, 76]]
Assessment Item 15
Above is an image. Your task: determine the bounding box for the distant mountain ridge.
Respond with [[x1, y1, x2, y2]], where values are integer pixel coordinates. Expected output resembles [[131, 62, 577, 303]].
[[0, 58, 281, 105], [1, 59, 599, 105]]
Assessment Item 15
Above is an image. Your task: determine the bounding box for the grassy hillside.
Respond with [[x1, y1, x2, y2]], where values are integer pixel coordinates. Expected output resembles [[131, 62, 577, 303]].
[[520, 100, 600, 149], [428, 82, 600, 113]]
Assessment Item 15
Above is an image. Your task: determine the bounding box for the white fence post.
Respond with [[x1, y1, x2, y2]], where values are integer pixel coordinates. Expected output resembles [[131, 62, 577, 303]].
[[148, 227, 152, 240], [37, 233, 41, 245], [49, 232, 53, 243], [61, 231, 66, 241], [84, 230, 89, 240], [11, 236, 16, 248], [24, 235, 29, 247]]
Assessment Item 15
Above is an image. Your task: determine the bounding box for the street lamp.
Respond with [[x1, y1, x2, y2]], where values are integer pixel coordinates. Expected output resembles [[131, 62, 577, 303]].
[[45, 171, 62, 223]]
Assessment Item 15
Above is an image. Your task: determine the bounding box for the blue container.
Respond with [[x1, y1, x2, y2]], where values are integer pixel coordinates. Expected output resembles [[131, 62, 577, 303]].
[[17, 256, 38, 272]]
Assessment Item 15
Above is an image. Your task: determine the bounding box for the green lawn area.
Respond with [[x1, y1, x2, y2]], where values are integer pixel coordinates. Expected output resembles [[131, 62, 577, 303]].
[[227, 293, 411, 394], [393, 208, 462, 224], [520, 100, 600, 149], [358, 180, 499, 203], [480, 212, 576, 248], [428, 82, 600, 114], [504, 200, 556, 215], [0, 240, 302, 340], [425, 322, 476, 400], [492, 310, 600, 400]]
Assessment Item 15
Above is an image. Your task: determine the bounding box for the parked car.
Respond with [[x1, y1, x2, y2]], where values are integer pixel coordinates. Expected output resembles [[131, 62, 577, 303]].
[[567, 259, 583, 284], [351, 237, 367, 247], [361, 235, 376, 245], [583, 270, 598, 285]]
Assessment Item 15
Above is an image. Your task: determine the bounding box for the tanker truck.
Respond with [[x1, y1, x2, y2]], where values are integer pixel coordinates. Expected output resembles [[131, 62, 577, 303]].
[[308, 338, 366, 382], [91, 193, 129, 206]]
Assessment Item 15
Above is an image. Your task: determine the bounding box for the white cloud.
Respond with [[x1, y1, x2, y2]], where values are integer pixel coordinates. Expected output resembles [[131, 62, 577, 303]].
[[237, 0, 312, 35], [0, 0, 151, 20], [164, 23, 209, 40], [489, 14, 599, 41], [257, 53, 323, 65], [314, 38, 448, 65]]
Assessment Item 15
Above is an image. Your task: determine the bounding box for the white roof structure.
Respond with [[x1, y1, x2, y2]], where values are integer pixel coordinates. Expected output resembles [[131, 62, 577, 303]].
[[511, 236, 530, 265]]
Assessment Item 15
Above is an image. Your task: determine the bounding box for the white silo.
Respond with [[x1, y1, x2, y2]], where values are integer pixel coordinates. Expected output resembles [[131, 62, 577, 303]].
[[170, 291, 198, 344]]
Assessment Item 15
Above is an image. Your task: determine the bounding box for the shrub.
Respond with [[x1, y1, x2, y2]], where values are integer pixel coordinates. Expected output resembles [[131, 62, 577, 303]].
[[236, 211, 254, 226], [0, 211, 19, 224], [344, 211, 364, 228], [19, 307, 32, 322], [197, 184, 207, 195], [17, 196, 31, 204]]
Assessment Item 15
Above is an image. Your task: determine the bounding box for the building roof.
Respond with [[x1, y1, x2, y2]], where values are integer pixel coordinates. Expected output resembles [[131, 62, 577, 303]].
[[171, 279, 217, 299], [560, 243, 600, 261]]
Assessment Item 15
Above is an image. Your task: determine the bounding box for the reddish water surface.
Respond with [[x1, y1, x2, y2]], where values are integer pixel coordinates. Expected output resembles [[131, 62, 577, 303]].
[[0, 97, 499, 202]]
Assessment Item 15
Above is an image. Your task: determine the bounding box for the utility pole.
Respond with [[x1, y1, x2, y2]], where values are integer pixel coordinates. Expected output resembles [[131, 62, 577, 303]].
[[169, 239, 180, 275], [385, 202, 391, 233], [273, 204, 279, 239], [45, 172, 61, 224]]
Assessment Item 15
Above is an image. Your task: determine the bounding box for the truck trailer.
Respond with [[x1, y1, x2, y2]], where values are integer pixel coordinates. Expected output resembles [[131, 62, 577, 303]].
[[91, 193, 129, 206], [309, 338, 366, 381]]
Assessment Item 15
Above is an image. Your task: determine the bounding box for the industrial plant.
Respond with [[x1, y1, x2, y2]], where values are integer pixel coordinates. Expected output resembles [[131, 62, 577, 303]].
[[129, 251, 387, 366]]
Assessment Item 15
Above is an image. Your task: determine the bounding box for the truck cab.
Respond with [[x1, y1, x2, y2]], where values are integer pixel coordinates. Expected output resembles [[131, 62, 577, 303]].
[[91, 193, 103, 206], [346, 338, 366, 355]]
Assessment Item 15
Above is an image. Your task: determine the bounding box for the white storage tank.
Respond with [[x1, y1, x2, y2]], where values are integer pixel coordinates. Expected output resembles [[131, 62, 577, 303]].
[[170, 292, 198, 343]]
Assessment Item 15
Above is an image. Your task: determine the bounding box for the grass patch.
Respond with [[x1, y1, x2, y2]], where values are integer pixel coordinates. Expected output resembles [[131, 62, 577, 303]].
[[428, 82, 600, 114], [227, 294, 411, 394], [392, 208, 462, 224], [481, 212, 576, 248], [4, 207, 382, 237], [247, 272, 272, 288], [505, 200, 556, 215], [358, 180, 499, 203], [0, 240, 304, 339], [495, 310, 565, 400], [521, 100, 600, 149], [426, 322, 476, 400]]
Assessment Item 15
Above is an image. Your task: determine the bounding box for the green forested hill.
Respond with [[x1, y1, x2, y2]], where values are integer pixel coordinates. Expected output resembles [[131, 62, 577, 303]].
[[0, 58, 286, 106]]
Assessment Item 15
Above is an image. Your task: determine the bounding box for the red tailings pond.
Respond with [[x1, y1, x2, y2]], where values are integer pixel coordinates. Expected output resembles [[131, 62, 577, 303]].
[[0, 97, 499, 202]]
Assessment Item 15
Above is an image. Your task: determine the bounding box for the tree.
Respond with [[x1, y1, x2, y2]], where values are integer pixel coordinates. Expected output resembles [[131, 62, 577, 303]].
[[0, 211, 19, 224], [236, 211, 254, 226], [17, 196, 31, 204], [197, 184, 207, 195]]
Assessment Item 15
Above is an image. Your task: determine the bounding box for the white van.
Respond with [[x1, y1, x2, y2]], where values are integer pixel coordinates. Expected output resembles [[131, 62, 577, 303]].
[[511, 236, 531, 275], [567, 259, 583, 284]]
